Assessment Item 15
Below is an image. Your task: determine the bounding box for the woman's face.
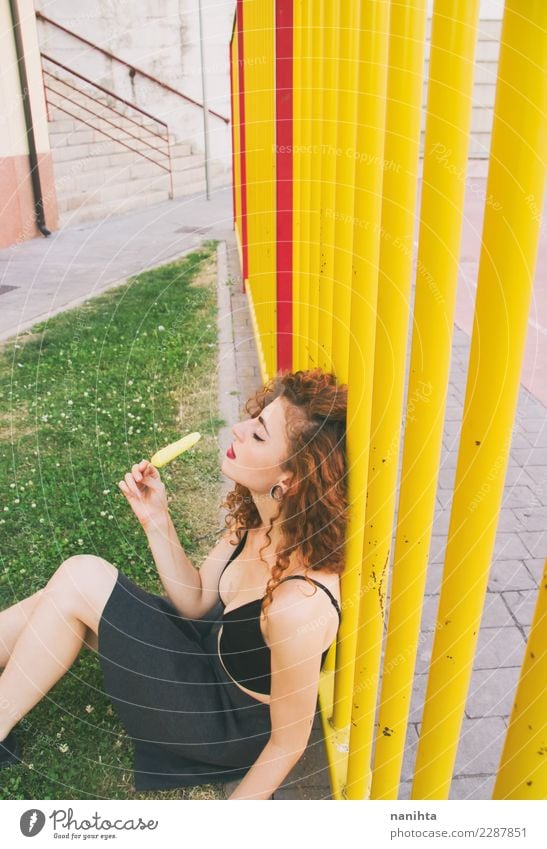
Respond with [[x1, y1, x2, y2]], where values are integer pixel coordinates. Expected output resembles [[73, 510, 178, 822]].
[[222, 396, 292, 494]]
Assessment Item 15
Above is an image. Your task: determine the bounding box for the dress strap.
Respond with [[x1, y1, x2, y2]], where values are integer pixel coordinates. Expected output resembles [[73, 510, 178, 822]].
[[278, 575, 341, 619], [218, 530, 248, 585]]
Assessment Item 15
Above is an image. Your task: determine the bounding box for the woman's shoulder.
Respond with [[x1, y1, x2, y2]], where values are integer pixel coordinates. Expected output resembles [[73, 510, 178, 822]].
[[279, 564, 341, 613]]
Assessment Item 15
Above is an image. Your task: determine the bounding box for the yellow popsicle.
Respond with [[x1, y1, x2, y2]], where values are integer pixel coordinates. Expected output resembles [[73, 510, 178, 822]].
[[150, 432, 201, 467]]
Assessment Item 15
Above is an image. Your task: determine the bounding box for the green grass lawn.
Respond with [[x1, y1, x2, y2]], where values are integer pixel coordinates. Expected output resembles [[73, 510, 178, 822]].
[[0, 240, 230, 799]]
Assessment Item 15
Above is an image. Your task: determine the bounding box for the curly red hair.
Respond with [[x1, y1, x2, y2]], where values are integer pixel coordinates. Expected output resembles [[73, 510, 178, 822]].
[[220, 366, 349, 620]]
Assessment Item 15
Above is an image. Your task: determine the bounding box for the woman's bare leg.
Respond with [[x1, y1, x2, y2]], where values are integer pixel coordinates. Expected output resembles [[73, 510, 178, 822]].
[[0, 555, 117, 740], [0, 590, 47, 668], [0, 590, 100, 671]]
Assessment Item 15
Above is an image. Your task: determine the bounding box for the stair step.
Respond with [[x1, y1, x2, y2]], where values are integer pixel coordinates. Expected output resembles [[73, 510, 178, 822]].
[[58, 189, 173, 226], [47, 99, 166, 137], [170, 142, 193, 158]]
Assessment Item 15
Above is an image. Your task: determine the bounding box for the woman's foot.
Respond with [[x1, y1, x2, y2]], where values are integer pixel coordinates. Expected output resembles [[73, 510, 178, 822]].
[[0, 729, 21, 768]]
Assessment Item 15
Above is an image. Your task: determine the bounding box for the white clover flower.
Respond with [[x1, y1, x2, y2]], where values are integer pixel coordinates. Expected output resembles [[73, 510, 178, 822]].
[[59, 743, 69, 753], [85, 705, 94, 713], [157, 325, 165, 332], [102, 489, 110, 495], [78, 539, 84, 545]]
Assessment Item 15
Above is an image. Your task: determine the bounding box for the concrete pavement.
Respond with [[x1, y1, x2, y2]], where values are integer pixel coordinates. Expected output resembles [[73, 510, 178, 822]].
[[0, 178, 545, 800]]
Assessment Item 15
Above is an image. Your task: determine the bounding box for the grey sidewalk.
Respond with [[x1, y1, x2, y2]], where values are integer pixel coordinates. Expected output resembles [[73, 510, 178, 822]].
[[0, 186, 545, 800], [0, 186, 235, 343]]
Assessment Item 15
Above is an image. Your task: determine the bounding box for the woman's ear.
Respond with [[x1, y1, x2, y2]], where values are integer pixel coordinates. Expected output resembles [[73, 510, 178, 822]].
[[282, 472, 296, 496]]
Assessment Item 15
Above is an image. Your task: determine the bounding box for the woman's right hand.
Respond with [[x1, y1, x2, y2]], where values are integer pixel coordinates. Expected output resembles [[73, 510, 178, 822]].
[[118, 459, 169, 530]]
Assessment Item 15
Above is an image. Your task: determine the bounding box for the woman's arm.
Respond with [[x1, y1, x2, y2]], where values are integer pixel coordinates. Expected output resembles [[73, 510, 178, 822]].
[[228, 583, 331, 799], [228, 740, 305, 800], [143, 512, 202, 618]]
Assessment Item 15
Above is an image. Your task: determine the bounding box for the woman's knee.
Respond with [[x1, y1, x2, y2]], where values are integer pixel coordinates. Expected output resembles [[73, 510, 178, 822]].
[[52, 555, 117, 587], [45, 555, 118, 623]]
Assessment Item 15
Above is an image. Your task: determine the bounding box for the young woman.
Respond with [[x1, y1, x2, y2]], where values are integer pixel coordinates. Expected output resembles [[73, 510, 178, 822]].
[[0, 367, 348, 799]]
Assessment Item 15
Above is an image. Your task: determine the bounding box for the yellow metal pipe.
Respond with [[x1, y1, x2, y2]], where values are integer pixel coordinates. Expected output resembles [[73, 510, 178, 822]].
[[293, 0, 303, 369], [412, 0, 547, 799], [317, 0, 340, 374], [493, 561, 547, 799], [347, 0, 478, 799], [367, 0, 429, 800], [307, 0, 324, 370], [243, 0, 276, 378], [299, 0, 312, 366], [327, 0, 360, 378], [231, 31, 242, 255], [331, 1, 391, 798], [318, 0, 359, 683]]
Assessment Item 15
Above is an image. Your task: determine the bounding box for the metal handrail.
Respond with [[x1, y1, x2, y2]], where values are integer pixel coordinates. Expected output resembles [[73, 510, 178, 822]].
[[46, 98, 172, 180], [36, 10, 229, 125], [43, 70, 169, 161], [41, 53, 169, 135], [42, 56, 174, 198]]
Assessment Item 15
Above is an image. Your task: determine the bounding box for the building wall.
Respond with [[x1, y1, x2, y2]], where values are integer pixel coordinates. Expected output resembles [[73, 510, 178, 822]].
[[34, 0, 235, 170], [0, 0, 58, 250]]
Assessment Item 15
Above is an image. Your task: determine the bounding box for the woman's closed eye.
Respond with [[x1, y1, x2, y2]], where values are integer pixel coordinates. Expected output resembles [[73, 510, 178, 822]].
[[253, 433, 265, 441]]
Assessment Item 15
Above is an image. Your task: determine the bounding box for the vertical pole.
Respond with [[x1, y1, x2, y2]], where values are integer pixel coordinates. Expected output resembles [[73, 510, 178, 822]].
[[292, 0, 303, 369], [307, 0, 324, 370], [197, 0, 211, 200], [412, 0, 546, 800], [300, 1, 311, 365], [229, 26, 236, 228], [368, 0, 429, 799], [319, 0, 340, 374], [331, 0, 391, 793], [493, 561, 547, 799], [231, 13, 244, 269], [237, 0, 248, 289], [276, 0, 293, 373], [243, 0, 276, 379]]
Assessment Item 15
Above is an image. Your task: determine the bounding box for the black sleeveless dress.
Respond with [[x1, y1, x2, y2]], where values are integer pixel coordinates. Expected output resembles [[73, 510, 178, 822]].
[[97, 534, 271, 791]]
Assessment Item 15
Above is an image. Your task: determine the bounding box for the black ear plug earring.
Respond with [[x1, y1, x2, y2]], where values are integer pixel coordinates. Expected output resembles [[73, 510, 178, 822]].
[[269, 484, 284, 501]]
